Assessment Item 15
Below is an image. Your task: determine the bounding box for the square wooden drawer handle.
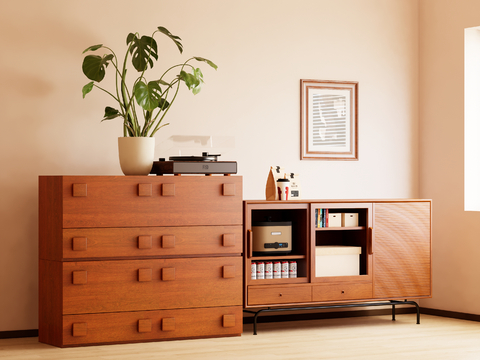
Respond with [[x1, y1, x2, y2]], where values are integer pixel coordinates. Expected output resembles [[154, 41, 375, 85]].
[[223, 314, 236, 328], [138, 183, 152, 197], [161, 267, 175, 281], [72, 237, 87, 251], [138, 235, 153, 249], [162, 317, 175, 332], [72, 322, 87, 337], [161, 235, 175, 249], [138, 268, 153, 282], [138, 319, 152, 333], [72, 183, 87, 197], [223, 265, 236, 279], [222, 234, 236, 247], [222, 183, 236, 196], [72, 270, 87, 285], [162, 183, 175, 196]]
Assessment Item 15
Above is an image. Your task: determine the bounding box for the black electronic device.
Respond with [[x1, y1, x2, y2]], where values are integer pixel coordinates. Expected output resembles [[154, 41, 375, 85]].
[[150, 152, 237, 175]]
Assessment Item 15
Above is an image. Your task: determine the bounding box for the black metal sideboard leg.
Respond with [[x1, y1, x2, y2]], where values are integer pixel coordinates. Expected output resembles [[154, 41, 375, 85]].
[[392, 303, 396, 321]]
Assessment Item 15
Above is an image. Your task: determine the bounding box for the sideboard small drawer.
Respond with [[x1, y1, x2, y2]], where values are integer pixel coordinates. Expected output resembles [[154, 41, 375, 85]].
[[62, 306, 242, 346], [61, 176, 242, 228], [63, 226, 242, 259], [248, 285, 312, 306], [312, 282, 372, 302], [63, 257, 243, 315]]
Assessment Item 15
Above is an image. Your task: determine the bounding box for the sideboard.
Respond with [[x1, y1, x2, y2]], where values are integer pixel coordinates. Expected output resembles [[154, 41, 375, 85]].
[[243, 199, 432, 330]]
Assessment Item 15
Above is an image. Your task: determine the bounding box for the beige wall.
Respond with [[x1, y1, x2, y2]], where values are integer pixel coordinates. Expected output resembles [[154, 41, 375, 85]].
[[0, 0, 420, 331], [419, 0, 480, 314]]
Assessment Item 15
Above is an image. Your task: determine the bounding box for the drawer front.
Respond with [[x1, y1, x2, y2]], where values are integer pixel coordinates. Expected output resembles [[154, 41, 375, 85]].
[[62, 306, 242, 346], [312, 282, 372, 302], [248, 285, 312, 306], [62, 176, 242, 228], [63, 257, 242, 314], [63, 226, 242, 259]]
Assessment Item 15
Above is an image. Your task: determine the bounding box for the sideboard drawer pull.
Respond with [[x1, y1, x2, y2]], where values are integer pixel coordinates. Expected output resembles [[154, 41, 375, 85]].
[[138, 319, 152, 333], [161, 317, 175, 332], [72, 322, 87, 337], [72, 183, 87, 197], [138, 235, 153, 249], [162, 183, 175, 196], [223, 265, 236, 279], [138, 268, 153, 282], [162, 267, 176, 281], [223, 314, 236, 328], [72, 270, 87, 285], [222, 183, 236, 196], [138, 183, 152, 197], [72, 237, 87, 251], [161, 235, 176, 249], [222, 234, 236, 247]]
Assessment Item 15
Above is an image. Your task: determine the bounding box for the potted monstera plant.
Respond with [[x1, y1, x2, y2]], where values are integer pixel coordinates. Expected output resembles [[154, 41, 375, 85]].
[[82, 26, 217, 175]]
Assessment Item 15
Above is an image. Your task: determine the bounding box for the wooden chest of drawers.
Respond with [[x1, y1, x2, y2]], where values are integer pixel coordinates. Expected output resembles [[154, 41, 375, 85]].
[[39, 176, 243, 347]]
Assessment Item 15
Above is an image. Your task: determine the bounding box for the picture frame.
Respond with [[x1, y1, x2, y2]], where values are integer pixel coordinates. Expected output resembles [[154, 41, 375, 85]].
[[300, 79, 358, 160]]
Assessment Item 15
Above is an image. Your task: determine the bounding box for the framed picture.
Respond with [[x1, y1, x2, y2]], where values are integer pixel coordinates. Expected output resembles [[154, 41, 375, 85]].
[[300, 80, 358, 160]]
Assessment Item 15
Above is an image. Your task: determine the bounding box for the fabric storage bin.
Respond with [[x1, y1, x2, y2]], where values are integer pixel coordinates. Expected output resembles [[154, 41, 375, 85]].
[[342, 213, 359, 227]]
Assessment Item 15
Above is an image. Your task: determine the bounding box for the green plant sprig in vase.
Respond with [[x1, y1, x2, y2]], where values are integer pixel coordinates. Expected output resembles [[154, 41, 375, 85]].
[[81, 26, 217, 137]]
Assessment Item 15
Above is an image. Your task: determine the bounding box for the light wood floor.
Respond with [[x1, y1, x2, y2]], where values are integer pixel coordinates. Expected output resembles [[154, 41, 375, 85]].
[[1, 315, 480, 359]]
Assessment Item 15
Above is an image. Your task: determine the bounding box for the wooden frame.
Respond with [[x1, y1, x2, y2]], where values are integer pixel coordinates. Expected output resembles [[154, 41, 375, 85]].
[[300, 80, 358, 160]]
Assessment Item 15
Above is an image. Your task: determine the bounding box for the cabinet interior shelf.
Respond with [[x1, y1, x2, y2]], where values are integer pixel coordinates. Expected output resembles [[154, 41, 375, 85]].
[[249, 255, 306, 261], [315, 226, 365, 231]]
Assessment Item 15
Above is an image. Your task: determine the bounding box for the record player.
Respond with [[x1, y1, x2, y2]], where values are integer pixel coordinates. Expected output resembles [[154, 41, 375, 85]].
[[150, 152, 237, 175]]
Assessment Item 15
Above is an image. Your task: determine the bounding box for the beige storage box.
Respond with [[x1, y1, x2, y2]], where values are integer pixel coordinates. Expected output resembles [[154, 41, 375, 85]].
[[342, 213, 359, 227], [328, 213, 342, 227], [315, 246, 361, 277]]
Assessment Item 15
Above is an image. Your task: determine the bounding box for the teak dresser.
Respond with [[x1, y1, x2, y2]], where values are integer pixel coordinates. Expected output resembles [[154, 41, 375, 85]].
[[39, 175, 243, 347]]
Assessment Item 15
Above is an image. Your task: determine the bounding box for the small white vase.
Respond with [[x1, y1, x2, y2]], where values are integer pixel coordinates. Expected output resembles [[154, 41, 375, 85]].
[[118, 137, 155, 176]]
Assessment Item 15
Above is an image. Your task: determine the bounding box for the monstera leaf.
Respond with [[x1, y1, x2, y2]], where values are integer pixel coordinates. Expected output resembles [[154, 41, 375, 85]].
[[179, 68, 204, 95], [127, 34, 158, 72], [134, 81, 163, 111], [102, 106, 121, 121], [82, 54, 114, 82]]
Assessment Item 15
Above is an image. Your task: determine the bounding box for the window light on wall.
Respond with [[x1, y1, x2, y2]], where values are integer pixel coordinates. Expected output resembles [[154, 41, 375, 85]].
[[464, 26, 480, 211]]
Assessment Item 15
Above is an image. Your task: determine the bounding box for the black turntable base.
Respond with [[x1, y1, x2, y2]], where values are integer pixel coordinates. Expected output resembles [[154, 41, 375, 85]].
[[150, 152, 237, 175]]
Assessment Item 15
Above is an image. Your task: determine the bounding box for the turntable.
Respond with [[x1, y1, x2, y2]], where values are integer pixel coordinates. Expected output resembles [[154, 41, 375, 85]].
[[150, 152, 237, 175]]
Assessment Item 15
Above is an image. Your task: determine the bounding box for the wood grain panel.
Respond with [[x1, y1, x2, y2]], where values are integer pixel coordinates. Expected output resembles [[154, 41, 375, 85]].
[[61, 176, 242, 228], [62, 226, 242, 259], [373, 202, 431, 298], [63, 257, 242, 315], [61, 306, 242, 346], [39, 259, 63, 347], [39, 176, 63, 261]]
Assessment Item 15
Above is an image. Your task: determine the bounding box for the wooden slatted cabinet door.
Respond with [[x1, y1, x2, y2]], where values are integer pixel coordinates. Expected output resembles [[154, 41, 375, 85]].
[[373, 202, 431, 299]]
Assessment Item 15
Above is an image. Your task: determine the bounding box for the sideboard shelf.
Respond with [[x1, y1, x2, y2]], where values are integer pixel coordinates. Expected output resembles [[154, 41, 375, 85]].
[[315, 226, 365, 231]]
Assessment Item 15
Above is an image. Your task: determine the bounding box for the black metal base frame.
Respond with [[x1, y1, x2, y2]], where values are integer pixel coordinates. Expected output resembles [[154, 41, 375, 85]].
[[243, 300, 420, 335]]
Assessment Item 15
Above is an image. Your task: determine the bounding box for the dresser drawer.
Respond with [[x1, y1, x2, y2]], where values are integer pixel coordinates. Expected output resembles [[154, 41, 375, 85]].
[[63, 226, 242, 259], [62, 306, 242, 346], [61, 176, 242, 228], [248, 285, 312, 306], [312, 282, 372, 302], [63, 257, 242, 314]]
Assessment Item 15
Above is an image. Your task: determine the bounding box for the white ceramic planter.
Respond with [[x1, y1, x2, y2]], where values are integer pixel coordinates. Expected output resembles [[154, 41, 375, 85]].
[[118, 137, 155, 176]]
